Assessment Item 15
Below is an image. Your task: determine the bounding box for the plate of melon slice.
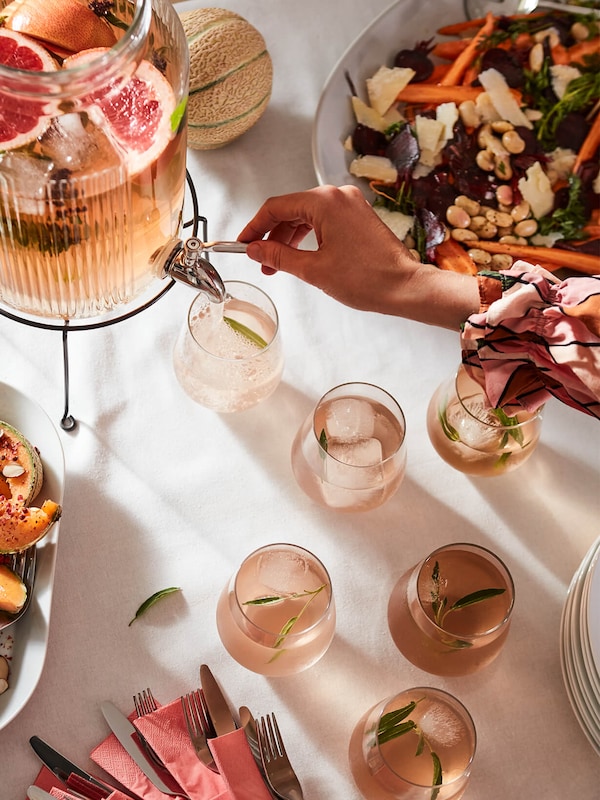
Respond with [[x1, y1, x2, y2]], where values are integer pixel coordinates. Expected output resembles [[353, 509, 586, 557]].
[[0, 381, 64, 730]]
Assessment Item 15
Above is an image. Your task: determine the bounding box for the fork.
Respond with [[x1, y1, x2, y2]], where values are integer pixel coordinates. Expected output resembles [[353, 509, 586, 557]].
[[257, 713, 304, 800], [133, 688, 164, 769], [181, 690, 219, 773], [0, 546, 36, 631]]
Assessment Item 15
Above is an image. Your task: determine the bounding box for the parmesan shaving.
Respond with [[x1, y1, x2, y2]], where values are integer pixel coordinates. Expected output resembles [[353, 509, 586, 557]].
[[518, 162, 554, 219], [478, 68, 533, 129], [366, 66, 415, 116]]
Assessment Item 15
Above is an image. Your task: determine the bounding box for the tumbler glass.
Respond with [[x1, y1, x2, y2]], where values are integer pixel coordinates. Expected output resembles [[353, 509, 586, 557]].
[[216, 543, 335, 676], [291, 382, 407, 511], [349, 687, 476, 799], [388, 543, 515, 676], [173, 280, 283, 412], [426, 364, 543, 476]]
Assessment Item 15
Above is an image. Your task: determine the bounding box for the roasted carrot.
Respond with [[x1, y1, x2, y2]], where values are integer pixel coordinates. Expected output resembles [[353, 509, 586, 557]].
[[468, 241, 599, 276], [437, 11, 545, 36], [434, 238, 478, 275], [396, 84, 521, 105], [424, 63, 451, 84], [461, 65, 480, 86], [552, 37, 600, 67], [439, 13, 495, 86], [431, 39, 471, 61], [573, 110, 600, 175], [437, 18, 487, 36]]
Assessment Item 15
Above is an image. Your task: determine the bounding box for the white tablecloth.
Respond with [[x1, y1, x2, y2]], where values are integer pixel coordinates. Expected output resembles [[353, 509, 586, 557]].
[[1, 1, 599, 797]]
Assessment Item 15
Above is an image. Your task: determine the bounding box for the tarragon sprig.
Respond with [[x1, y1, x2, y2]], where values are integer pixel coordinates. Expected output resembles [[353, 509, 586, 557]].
[[430, 561, 505, 649], [377, 699, 443, 800], [223, 316, 268, 348], [243, 583, 328, 662]]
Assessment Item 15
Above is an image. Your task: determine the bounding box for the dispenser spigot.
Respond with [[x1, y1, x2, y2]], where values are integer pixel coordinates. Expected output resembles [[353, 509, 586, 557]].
[[158, 236, 227, 303]]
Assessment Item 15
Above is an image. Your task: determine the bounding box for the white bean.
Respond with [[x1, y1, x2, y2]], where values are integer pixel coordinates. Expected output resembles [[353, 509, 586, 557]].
[[446, 204, 471, 228], [502, 130, 526, 154], [511, 201, 531, 222], [455, 195, 481, 217], [494, 154, 513, 181], [485, 209, 513, 228], [496, 185, 513, 207], [499, 234, 528, 245], [514, 219, 539, 237], [491, 254, 514, 269], [451, 227, 479, 243], [467, 248, 492, 266]]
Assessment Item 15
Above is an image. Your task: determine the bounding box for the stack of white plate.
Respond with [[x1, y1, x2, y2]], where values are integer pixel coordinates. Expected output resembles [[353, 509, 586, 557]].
[[560, 537, 600, 755]]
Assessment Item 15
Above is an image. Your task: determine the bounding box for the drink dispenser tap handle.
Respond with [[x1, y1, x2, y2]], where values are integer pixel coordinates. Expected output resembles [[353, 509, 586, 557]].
[[161, 236, 227, 303]]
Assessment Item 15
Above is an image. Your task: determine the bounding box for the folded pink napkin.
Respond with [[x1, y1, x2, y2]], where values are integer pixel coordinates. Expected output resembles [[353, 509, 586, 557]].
[[29, 766, 130, 800], [92, 698, 271, 800], [209, 729, 273, 800]]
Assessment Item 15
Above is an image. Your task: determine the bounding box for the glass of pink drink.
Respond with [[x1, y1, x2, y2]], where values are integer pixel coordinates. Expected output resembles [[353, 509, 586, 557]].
[[388, 543, 515, 677], [291, 382, 407, 512], [216, 543, 335, 676], [173, 281, 283, 412], [349, 687, 476, 800], [426, 364, 543, 477]]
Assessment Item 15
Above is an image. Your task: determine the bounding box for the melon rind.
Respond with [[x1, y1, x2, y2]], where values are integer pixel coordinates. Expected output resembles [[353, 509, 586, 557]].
[[0, 420, 43, 505], [0, 498, 62, 554], [181, 8, 273, 150]]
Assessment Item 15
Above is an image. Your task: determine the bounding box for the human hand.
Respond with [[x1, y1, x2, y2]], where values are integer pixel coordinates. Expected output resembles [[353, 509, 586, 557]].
[[238, 185, 479, 328], [237, 184, 422, 314]]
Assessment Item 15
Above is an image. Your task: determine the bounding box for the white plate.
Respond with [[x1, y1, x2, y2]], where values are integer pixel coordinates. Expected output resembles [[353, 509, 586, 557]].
[[0, 381, 65, 730], [560, 539, 600, 755], [587, 542, 600, 676], [312, 0, 467, 190]]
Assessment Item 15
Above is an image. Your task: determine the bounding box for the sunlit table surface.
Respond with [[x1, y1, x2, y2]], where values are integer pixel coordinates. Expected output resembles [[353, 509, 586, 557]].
[[1, 0, 599, 797]]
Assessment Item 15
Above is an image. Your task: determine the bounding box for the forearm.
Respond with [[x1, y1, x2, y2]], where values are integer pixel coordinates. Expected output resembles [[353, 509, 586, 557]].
[[374, 252, 480, 331]]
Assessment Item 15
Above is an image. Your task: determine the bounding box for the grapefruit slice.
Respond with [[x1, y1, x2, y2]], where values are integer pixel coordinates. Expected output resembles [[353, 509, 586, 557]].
[[64, 48, 177, 176], [0, 28, 57, 150], [2, 0, 116, 55]]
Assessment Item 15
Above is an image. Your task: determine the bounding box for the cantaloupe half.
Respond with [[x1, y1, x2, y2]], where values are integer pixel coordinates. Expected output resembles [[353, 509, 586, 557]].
[[0, 498, 61, 554], [0, 420, 43, 505], [0, 564, 27, 614]]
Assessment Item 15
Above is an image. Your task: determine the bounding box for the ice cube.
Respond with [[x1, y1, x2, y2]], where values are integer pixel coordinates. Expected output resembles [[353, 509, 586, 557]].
[[321, 437, 385, 509], [328, 436, 383, 467], [258, 550, 309, 595], [0, 151, 54, 214], [419, 703, 464, 749], [325, 398, 375, 439], [447, 399, 503, 452], [40, 113, 122, 173]]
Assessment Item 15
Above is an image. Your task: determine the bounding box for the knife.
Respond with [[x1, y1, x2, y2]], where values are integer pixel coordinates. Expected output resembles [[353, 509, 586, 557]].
[[200, 664, 237, 736], [29, 736, 121, 799], [100, 700, 183, 796]]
